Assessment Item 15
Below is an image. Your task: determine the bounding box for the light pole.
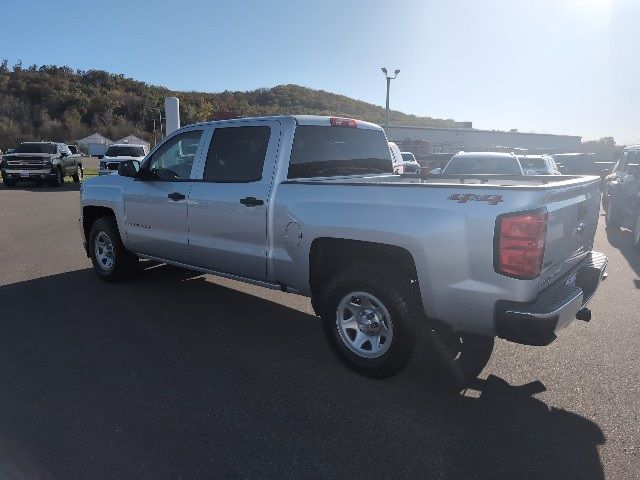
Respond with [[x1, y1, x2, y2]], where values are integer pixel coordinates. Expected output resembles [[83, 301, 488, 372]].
[[381, 67, 400, 128]]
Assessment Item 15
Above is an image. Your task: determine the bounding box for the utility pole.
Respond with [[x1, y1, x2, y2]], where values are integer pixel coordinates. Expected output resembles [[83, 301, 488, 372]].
[[381, 67, 400, 128]]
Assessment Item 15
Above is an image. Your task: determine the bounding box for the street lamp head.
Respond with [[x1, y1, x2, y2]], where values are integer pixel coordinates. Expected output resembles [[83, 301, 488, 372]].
[[381, 67, 387, 75]]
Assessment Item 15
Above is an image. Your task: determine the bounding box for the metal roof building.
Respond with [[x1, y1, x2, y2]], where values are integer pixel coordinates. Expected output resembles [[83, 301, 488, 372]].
[[76, 133, 114, 156], [384, 125, 582, 154]]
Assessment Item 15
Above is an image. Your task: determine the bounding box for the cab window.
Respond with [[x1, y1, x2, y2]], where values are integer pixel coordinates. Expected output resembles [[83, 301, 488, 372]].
[[203, 126, 271, 182], [146, 130, 203, 180]]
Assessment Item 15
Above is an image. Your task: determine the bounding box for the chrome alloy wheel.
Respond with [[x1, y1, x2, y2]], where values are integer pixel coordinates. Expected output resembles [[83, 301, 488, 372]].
[[94, 231, 115, 272], [336, 292, 394, 358]]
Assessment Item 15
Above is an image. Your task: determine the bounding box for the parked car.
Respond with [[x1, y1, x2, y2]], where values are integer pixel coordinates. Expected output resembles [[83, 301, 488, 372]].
[[517, 155, 562, 175], [80, 115, 607, 381], [400, 151, 421, 176], [551, 153, 600, 175], [1, 141, 83, 187], [435, 152, 525, 175], [603, 145, 640, 249], [99, 143, 148, 176]]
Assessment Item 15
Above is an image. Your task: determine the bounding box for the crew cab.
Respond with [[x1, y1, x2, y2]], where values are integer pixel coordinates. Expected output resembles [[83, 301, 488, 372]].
[[604, 145, 640, 250], [1, 141, 83, 187], [99, 143, 148, 176], [79, 116, 607, 381]]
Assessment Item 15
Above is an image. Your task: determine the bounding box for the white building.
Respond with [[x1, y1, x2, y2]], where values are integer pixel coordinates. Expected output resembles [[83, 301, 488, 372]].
[[116, 135, 150, 150], [384, 125, 582, 155], [77, 133, 113, 156]]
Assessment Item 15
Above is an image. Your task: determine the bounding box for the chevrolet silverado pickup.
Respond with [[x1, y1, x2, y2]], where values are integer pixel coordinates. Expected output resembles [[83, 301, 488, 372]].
[[79, 116, 607, 380], [1, 141, 83, 187]]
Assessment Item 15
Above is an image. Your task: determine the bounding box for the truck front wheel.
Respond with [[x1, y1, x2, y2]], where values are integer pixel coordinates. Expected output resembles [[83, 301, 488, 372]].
[[89, 216, 138, 282], [319, 265, 420, 379], [50, 167, 64, 187]]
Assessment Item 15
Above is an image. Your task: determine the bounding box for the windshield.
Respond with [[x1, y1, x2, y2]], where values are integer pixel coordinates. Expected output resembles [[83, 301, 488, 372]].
[[519, 157, 551, 173], [288, 125, 392, 178], [105, 145, 145, 157], [14, 143, 56, 154], [401, 153, 416, 163], [444, 155, 522, 175]]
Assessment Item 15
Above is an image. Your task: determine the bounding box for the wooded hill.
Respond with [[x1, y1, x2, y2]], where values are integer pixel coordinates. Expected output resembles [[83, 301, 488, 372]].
[[0, 61, 461, 149]]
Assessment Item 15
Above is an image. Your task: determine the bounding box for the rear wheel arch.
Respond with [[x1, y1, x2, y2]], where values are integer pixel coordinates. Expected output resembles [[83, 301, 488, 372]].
[[308, 238, 421, 313]]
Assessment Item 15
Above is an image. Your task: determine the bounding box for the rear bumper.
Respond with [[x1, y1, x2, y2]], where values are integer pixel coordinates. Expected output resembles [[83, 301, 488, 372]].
[[495, 251, 607, 346]]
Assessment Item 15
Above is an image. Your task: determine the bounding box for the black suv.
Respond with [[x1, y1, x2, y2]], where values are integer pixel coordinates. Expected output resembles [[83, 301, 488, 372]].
[[604, 146, 640, 250]]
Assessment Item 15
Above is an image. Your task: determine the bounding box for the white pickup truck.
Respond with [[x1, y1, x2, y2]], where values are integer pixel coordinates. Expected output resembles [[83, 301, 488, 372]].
[[79, 116, 607, 380]]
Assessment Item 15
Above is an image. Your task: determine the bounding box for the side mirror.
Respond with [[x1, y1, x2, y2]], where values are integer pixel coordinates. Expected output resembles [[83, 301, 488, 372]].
[[118, 160, 141, 178], [430, 168, 442, 175], [97, 155, 104, 159]]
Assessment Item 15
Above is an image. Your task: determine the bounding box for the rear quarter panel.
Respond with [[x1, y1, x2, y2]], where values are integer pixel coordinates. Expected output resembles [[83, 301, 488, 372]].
[[271, 182, 553, 335]]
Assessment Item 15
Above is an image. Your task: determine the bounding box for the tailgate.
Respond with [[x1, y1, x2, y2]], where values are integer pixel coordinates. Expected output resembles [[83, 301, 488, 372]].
[[537, 177, 601, 291]]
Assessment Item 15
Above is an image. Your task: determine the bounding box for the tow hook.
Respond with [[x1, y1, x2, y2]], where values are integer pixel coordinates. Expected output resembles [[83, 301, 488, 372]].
[[576, 307, 592, 322]]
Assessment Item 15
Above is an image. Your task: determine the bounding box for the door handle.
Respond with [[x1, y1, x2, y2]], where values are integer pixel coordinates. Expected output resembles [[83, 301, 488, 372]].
[[240, 196, 264, 207], [168, 192, 186, 201]]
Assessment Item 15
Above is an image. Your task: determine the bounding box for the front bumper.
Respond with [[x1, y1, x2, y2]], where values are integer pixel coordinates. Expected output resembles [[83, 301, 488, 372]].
[[2, 169, 55, 181], [495, 251, 607, 346]]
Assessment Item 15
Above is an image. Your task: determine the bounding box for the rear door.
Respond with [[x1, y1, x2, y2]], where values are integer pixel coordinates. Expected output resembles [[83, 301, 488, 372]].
[[188, 120, 281, 280], [123, 128, 206, 264]]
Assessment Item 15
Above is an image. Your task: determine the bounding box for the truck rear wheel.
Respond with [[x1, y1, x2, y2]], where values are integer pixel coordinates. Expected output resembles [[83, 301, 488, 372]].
[[89, 216, 138, 282], [605, 199, 623, 228], [633, 212, 640, 252], [319, 265, 420, 379]]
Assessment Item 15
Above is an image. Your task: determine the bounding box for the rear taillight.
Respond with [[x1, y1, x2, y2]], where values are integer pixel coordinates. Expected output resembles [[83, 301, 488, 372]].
[[330, 117, 357, 127], [496, 211, 547, 279]]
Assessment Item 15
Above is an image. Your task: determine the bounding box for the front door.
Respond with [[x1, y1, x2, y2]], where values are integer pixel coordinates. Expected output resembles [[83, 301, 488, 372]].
[[188, 120, 281, 281], [123, 128, 205, 264]]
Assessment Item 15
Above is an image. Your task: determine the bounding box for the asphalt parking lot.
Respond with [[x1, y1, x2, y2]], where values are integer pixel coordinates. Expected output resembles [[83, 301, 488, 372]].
[[0, 181, 638, 479]]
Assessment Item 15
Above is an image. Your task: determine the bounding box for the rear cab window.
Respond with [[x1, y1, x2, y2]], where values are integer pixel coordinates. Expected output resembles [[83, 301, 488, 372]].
[[288, 125, 392, 179]]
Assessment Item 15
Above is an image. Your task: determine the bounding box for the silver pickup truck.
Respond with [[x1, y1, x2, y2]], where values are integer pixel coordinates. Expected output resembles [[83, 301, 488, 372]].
[[79, 116, 607, 380]]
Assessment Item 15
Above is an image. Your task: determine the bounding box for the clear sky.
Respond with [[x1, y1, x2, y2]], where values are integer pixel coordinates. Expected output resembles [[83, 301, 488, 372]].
[[1, 0, 638, 143]]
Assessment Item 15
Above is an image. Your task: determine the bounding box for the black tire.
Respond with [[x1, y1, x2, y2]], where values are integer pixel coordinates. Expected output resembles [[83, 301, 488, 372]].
[[319, 264, 420, 379], [633, 212, 640, 252], [2, 177, 16, 187], [605, 199, 623, 228], [89, 216, 138, 282], [423, 327, 494, 388], [50, 167, 64, 187], [72, 164, 83, 183]]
